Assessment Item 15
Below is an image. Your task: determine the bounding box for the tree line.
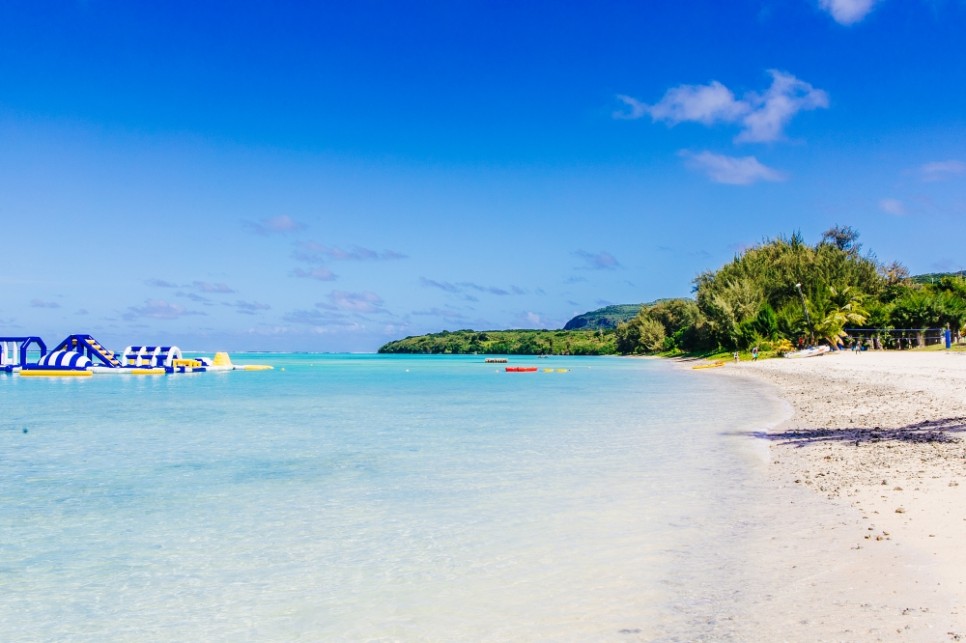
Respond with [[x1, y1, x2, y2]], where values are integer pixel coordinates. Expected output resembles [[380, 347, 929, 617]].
[[378, 329, 616, 355], [615, 226, 966, 355]]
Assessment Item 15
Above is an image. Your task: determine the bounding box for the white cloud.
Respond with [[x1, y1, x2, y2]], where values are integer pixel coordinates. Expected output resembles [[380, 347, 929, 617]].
[[879, 198, 906, 215], [634, 82, 747, 125], [920, 160, 966, 182], [736, 71, 830, 143], [819, 0, 879, 25], [620, 70, 828, 143], [680, 151, 787, 185]]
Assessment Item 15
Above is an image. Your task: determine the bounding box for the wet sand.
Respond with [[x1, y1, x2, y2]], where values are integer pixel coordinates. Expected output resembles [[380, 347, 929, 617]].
[[698, 350, 966, 641]]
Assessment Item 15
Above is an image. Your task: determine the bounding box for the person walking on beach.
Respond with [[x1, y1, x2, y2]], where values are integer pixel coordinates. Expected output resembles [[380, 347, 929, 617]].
[[752, 346, 759, 361], [733, 351, 739, 363]]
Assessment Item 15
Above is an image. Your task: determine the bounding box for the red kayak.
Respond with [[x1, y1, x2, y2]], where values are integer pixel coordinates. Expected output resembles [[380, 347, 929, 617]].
[[505, 366, 538, 372]]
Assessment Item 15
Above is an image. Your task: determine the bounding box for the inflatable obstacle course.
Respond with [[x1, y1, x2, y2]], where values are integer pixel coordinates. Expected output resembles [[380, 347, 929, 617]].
[[53, 334, 122, 368], [1, 332, 273, 377], [0, 337, 47, 373], [19, 350, 93, 377], [122, 346, 183, 368]]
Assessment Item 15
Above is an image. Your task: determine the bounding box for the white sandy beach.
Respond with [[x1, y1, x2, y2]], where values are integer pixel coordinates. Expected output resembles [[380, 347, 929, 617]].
[[699, 350, 966, 641]]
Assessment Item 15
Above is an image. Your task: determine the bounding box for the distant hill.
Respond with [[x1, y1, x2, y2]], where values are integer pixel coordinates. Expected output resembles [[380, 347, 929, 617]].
[[911, 270, 966, 285], [563, 304, 644, 330]]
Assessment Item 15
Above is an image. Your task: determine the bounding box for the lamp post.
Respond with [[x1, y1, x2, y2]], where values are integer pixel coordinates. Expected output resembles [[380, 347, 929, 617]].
[[795, 282, 811, 325]]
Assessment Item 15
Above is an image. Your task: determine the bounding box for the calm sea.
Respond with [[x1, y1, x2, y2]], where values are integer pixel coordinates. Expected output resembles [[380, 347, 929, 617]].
[[1, 354, 785, 641]]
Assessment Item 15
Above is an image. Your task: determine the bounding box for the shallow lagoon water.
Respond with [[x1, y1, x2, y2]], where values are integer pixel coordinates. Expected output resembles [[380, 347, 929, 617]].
[[1, 354, 783, 641]]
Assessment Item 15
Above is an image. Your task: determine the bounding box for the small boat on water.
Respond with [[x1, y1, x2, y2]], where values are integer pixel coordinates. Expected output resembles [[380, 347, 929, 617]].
[[784, 345, 831, 359], [505, 366, 538, 372], [485, 357, 508, 363]]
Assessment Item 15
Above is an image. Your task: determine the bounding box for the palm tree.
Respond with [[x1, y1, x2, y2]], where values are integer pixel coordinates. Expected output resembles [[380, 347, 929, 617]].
[[810, 286, 869, 348]]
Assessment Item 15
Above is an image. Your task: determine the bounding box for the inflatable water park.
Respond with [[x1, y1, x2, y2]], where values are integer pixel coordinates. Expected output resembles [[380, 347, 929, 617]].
[[0, 334, 272, 377]]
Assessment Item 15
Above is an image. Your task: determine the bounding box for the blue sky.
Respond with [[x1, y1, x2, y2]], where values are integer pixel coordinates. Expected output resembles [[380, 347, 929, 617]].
[[2, 0, 965, 351]]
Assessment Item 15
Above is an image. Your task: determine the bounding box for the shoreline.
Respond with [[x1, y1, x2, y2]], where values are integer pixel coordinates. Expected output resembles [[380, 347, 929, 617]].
[[693, 351, 966, 640]]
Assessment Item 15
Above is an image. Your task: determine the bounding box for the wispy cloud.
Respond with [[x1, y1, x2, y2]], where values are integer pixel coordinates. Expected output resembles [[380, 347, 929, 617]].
[[613, 95, 649, 120], [123, 299, 205, 321], [421, 277, 460, 293], [282, 309, 330, 326], [291, 266, 338, 281], [145, 278, 179, 288], [280, 309, 378, 338], [879, 198, 907, 216], [929, 257, 965, 272], [573, 250, 622, 270], [920, 160, 966, 182], [30, 299, 61, 309], [146, 278, 235, 295], [180, 292, 214, 305], [283, 308, 348, 326], [411, 306, 476, 324], [680, 150, 787, 185], [245, 215, 306, 236], [819, 0, 879, 25], [523, 311, 547, 327], [618, 70, 828, 143], [226, 300, 271, 315], [319, 290, 388, 315], [619, 81, 746, 125], [737, 71, 830, 143], [293, 242, 407, 263], [658, 244, 711, 259], [464, 283, 525, 296], [193, 280, 235, 294], [420, 277, 525, 296]]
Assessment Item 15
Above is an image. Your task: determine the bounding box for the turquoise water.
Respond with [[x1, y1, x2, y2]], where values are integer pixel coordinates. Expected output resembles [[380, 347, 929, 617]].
[[1, 354, 782, 641]]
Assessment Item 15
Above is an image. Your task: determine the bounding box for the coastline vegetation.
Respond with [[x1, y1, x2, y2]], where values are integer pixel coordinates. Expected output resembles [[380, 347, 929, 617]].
[[378, 227, 966, 357], [378, 329, 615, 355], [616, 226, 966, 356]]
